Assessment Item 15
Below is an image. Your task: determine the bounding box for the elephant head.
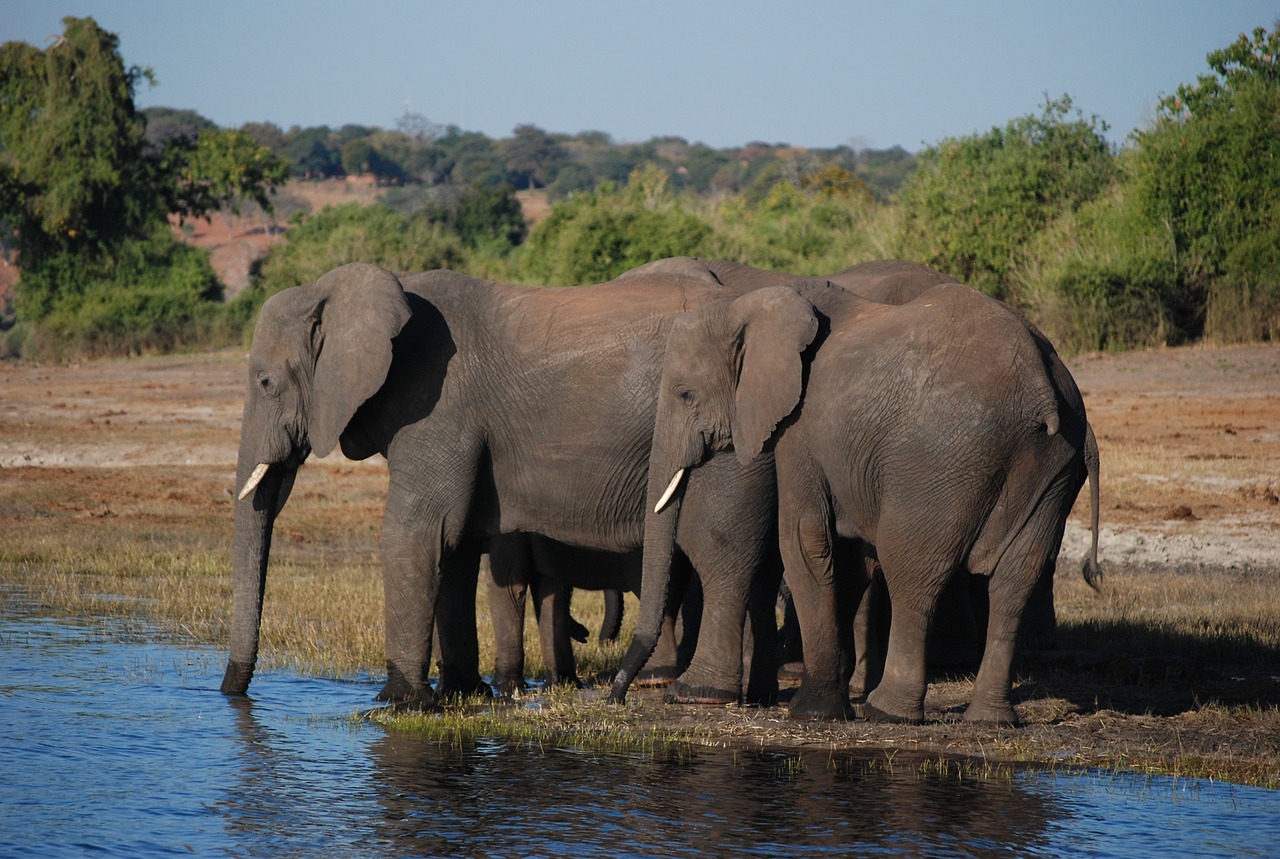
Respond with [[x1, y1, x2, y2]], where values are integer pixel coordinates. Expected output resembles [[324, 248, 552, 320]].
[[221, 262, 411, 696], [610, 285, 819, 701]]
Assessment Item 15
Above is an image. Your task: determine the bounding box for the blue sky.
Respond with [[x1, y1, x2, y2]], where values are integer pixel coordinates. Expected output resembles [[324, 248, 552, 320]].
[[4, 2, 1277, 151]]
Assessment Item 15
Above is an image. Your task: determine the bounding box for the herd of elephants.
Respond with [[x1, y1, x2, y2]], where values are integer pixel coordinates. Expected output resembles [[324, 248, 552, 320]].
[[220, 256, 1101, 726]]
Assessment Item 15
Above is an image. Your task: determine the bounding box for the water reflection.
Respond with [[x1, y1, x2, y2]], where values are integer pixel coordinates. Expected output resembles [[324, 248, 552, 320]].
[[366, 736, 1058, 857], [2, 610, 1278, 858]]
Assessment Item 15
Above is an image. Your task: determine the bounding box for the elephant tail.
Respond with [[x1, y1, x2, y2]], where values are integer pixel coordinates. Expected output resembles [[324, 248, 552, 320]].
[[1080, 421, 1103, 591]]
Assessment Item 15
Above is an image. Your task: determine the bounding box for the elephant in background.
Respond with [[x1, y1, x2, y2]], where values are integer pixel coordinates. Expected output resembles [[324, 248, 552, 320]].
[[613, 277, 1099, 725], [221, 261, 782, 708], [486, 532, 698, 694]]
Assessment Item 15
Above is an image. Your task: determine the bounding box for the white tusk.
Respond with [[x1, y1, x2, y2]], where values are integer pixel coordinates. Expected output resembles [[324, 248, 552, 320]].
[[654, 468, 686, 514], [238, 463, 270, 500]]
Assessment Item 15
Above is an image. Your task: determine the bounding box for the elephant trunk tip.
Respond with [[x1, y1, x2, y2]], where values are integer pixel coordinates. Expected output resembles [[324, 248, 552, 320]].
[[220, 660, 255, 696], [608, 634, 659, 704]]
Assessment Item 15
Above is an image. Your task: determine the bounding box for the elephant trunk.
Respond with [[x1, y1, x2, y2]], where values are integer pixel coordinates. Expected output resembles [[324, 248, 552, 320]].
[[220, 460, 296, 695], [608, 467, 685, 703]]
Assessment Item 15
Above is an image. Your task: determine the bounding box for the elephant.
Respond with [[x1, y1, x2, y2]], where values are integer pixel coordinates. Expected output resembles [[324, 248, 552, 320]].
[[485, 532, 697, 695], [714, 257, 1093, 684], [610, 277, 1100, 725], [220, 260, 783, 708]]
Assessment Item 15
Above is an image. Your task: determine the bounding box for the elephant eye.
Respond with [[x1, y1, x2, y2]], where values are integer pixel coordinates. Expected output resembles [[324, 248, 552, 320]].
[[676, 386, 695, 404], [257, 373, 275, 395]]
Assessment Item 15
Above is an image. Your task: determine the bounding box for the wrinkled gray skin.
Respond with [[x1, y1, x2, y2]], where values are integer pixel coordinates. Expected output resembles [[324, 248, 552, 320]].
[[766, 259, 1095, 693], [221, 260, 781, 707], [613, 278, 1099, 725], [486, 532, 694, 694]]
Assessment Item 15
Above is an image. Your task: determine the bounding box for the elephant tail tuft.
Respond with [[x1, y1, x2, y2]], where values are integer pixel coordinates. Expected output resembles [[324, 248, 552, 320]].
[[1080, 421, 1103, 592]]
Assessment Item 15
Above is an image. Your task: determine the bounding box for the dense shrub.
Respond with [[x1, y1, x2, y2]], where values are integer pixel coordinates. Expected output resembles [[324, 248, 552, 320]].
[[897, 96, 1116, 302], [1210, 228, 1280, 343], [16, 226, 235, 358], [519, 168, 713, 284], [250, 203, 465, 300]]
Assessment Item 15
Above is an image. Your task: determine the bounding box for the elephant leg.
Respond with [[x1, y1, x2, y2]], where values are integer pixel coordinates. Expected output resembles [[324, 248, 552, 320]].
[[434, 540, 490, 699], [741, 555, 784, 706], [849, 562, 887, 698], [378, 516, 444, 707], [782, 504, 854, 720], [864, 538, 955, 724], [966, 501, 1072, 725], [531, 576, 580, 687], [487, 537, 529, 696]]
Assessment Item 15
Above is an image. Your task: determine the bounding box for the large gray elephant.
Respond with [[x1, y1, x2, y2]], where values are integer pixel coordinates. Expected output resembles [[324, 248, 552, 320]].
[[220, 261, 782, 707], [611, 277, 1098, 725]]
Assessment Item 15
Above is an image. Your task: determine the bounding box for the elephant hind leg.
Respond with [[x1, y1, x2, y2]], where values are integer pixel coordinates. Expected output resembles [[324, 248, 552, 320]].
[[864, 539, 960, 725], [965, 500, 1072, 726]]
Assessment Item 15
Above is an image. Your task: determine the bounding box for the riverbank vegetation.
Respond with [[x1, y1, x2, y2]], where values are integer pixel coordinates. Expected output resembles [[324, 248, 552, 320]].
[[3, 18, 1279, 359]]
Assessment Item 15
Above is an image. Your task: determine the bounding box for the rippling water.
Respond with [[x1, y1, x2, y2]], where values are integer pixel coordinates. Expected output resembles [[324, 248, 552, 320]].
[[1, 609, 1277, 858]]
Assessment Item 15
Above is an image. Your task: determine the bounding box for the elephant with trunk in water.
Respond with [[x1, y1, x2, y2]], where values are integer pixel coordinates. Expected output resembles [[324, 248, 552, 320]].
[[221, 261, 783, 707], [611, 277, 1099, 725]]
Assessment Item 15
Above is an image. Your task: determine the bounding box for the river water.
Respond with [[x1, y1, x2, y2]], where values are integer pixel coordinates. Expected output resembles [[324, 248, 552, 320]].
[[2, 608, 1278, 858]]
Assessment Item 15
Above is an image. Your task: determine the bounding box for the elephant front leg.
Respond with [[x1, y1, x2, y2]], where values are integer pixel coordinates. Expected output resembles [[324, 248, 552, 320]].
[[378, 519, 441, 708], [782, 508, 855, 721]]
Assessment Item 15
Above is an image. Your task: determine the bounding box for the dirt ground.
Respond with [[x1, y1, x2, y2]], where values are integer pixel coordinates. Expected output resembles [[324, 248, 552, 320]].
[[1, 341, 1278, 783]]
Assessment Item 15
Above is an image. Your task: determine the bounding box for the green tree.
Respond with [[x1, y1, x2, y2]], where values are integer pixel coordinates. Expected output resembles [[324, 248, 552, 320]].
[[140, 106, 217, 148], [503, 123, 561, 190], [283, 125, 344, 178], [1130, 23, 1280, 341], [0, 16, 287, 353], [898, 94, 1115, 300]]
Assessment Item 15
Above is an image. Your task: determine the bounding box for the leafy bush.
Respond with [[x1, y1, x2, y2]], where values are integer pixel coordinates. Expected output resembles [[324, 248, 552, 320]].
[[1209, 227, 1280, 343], [706, 179, 896, 275], [250, 203, 466, 299], [17, 227, 235, 358], [519, 167, 712, 284], [1018, 180, 1192, 353]]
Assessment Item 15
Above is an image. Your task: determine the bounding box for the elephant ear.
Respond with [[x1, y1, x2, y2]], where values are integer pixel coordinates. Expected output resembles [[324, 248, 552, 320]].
[[308, 263, 412, 458], [730, 285, 820, 465]]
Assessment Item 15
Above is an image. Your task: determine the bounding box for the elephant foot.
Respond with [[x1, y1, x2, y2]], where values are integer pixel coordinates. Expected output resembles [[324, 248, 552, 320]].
[[788, 683, 854, 721], [664, 679, 739, 706], [634, 664, 680, 687], [963, 702, 1019, 727], [436, 677, 494, 701], [863, 690, 924, 725], [490, 672, 527, 698], [220, 660, 255, 696], [375, 682, 440, 711]]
